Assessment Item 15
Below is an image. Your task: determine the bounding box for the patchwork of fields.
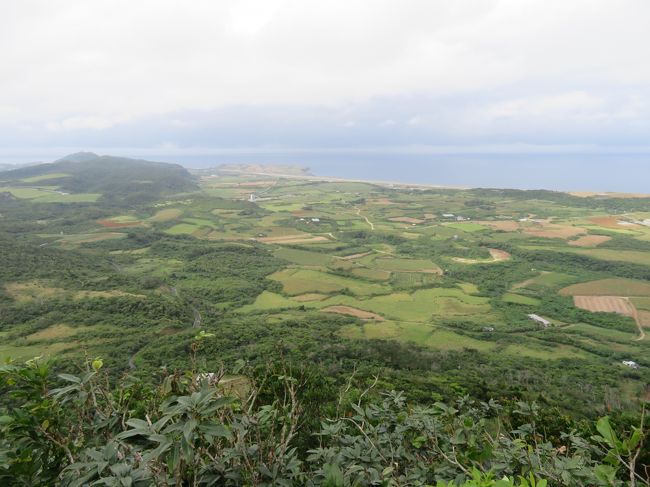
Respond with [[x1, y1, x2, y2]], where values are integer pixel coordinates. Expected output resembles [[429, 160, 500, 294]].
[[2, 166, 650, 413]]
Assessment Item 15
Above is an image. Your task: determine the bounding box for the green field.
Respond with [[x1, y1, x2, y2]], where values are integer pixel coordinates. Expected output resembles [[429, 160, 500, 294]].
[[149, 208, 183, 222], [273, 248, 332, 266], [165, 223, 201, 235], [269, 268, 389, 296], [342, 321, 496, 352], [514, 272, 576, 289], [350, 267, 391, 280], [239, 291, 303, 311], [310, 287, 491, 322], [0, 186, 100, 202], [21, 172, 71, 183], [523, 245, 650, 266], [443, 222, 488, 233], [566, 323, 637, 342], [2, 158, 649, 428], [373, 257, 441, 273], [560, 278, 650, 297]]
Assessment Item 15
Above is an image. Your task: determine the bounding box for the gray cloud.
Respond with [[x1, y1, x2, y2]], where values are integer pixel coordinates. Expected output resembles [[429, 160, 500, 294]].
[[1, 0, 649, 156]]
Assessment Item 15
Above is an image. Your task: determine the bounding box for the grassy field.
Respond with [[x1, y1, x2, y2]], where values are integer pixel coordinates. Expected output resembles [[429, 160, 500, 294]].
[[149, 208, 183, 222], [560, 278, 650, 297], [239, 291, 303, 311], [0, 186, 101, 202], [4, 280, 143, 303], [21, 172, 71, 183], [341, 321, 496, 352], [269, 268, 390, 296], [310, 287, 490, 322], [523, 245, 650, 266], [0, 341, 74, 362], [165, 223, 201, 235], [36, 193, 101, 203], [630, 297, 650, 311], [273, 248, 332, 266], [566, 323, 637, 342], [443, 222, 488, 233], [513, 272, 576, 289], [373, 257, 442, 273], [350, 267, 391, 280]]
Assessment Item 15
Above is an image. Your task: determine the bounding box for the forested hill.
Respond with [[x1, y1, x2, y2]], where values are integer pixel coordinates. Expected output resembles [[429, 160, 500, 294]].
[[1, 153, 197, 203]]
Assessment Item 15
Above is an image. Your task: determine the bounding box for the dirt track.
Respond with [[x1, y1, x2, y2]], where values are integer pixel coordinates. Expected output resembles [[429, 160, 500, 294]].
[[257, 235, 329, 244], [573, 295, 645, 340], [452, 248, 511, 264], [354, 207, 374, 230]]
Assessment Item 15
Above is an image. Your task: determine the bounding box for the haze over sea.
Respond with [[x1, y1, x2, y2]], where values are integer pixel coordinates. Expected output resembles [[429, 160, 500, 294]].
[[180, 153, 650, 194], [4, 151, 649, 194]]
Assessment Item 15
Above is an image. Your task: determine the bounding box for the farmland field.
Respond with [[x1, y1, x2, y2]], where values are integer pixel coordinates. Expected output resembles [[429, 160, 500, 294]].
[[568, 235, 612, 247], [1, 160, 650, 424], [573, 295, 635, 317], [560, 278, 650, 297]]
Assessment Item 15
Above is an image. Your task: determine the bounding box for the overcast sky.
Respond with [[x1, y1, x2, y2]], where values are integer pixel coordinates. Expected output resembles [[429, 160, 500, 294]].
[[1, 0, 649, 166]]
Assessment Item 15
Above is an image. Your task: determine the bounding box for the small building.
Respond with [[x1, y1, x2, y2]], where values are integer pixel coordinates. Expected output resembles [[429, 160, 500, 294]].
[[248, 193, 256, 202], [442, 213, 455, 218], [482, 326, 495, 332], [311, 218, 320, 222], [622, 360, 640, 369], [527, 314, 551, 328]]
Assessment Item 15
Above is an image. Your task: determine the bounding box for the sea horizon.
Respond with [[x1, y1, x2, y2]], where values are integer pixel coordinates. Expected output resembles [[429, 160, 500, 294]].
[[3, 150, 649, 194]]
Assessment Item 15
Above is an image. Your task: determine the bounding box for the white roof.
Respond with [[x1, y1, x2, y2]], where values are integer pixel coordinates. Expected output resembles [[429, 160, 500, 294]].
[[527, 314, 551, 325]]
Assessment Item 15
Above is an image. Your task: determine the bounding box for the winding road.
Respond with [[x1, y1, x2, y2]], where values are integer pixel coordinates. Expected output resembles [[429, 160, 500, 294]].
[[354, 207, 374, 231]]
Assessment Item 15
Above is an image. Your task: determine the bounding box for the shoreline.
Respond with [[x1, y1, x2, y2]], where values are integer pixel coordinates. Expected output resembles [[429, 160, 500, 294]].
[[212, 168, 650, 197], [214, 168, 469, 190]]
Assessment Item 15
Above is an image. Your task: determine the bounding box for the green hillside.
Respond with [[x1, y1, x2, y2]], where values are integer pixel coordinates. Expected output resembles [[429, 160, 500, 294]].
[[1, 152, 197, 204]]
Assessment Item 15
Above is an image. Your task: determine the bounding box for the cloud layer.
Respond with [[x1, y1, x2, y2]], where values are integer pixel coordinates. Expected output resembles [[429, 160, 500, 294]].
[[1, 0, 649, 156]]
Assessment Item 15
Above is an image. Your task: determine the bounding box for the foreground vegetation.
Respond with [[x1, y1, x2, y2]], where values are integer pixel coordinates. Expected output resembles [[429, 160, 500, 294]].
[[1, 356, 648, 485]]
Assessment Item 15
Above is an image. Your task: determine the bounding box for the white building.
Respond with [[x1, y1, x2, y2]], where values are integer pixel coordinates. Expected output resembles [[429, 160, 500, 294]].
[[622, 360, 640, 369], [527, 314, 551, 328]]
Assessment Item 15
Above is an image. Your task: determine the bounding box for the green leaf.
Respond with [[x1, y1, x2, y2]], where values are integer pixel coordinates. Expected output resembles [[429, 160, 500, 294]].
[[199, 423, 232, 440], [58, 373, 82, 384], [594, 464, 618, 483], [322, 463, 344, 487], [627, 428, 641, 451], [596, 416, 619, 449], [183, 419, 197, 442], [411, 435, 427, 448], [91, 358, 103, 371]]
